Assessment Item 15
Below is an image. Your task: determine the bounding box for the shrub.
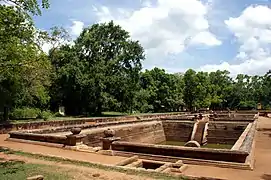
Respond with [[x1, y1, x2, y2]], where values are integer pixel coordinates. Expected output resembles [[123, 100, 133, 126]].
[[10, 108, 40, 120], [38, 111, 53, 121]]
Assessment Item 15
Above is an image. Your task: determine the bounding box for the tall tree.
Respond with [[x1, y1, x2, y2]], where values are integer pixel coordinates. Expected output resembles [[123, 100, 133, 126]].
[[0, 5, 51, 120], [50, 21, 145, 115], [183, 69, 197, 111]]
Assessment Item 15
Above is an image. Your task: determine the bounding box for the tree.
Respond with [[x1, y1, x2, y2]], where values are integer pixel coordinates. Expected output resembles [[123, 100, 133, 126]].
[[139, 68, 184, 113], [183, 69, 197, 111], [0, 0, 50, 16], [50, 21, 145, 115], [209, 70, 232, 110], [0, 5, 51, 120], [195, 71, 211, 108]]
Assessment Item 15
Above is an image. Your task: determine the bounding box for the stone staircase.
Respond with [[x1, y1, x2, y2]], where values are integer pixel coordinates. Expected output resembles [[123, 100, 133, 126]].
[[193, 121, 206, 144], [188, 118, 209, 146]]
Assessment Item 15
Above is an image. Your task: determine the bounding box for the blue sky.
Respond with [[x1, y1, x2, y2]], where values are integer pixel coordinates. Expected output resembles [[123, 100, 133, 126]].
[[34, 0, 271, 76]]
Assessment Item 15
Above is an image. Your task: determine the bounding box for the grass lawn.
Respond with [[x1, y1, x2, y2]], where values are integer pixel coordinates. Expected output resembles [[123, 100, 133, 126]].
[[0, 147, 188, 180], [6, 111, 183, 124], [0, 160, 72, 180]]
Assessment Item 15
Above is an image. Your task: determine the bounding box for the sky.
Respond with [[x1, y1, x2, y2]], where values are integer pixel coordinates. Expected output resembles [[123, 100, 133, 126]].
[[33, 0, 271, 76]]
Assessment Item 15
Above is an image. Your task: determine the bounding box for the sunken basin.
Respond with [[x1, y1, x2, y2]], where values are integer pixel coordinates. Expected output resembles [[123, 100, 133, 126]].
[[8, 114, 256, 165]]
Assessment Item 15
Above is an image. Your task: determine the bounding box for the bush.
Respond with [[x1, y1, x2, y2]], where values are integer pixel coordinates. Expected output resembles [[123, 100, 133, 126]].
[[38, 111, 53, 121], [10, 108, 40, 120]]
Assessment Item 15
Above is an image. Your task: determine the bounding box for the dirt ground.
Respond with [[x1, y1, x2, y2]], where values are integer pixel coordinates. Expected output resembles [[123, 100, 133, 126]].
[[0, 153, 155, 180], [0, 134, 125, 165], [1, 117, 271, 180]]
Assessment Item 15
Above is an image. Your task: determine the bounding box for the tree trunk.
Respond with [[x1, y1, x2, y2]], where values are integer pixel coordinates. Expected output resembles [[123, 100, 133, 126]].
[[4, 106, 9, 121]]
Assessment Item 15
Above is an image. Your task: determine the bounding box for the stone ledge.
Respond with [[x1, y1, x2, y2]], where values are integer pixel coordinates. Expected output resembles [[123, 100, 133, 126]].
[[109, 150, 252, 170], [231, 123, 252, 150], [0, 112, 187, 134], [112, 141, 249, 163]]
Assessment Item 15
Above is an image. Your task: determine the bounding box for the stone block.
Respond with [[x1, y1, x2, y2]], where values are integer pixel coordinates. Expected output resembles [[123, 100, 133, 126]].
[[27, 175, 44, 180], [65, 134, 86, 146]]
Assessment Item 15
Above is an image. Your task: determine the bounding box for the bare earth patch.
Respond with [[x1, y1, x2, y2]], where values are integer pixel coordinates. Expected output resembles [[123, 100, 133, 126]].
[[0, 153, 155, 180]]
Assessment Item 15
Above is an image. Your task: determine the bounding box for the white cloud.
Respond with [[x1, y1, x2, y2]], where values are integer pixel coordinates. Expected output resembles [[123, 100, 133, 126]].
[[225, 5, 271, 59], [190, 31, 222, 46], [93, 0, 221, 60], [41, 42, 53, 54], [200, 57, 271, 77], [200, 5, 271, 76], [70, 20, 84, 36], [0, 1, 15, 6]]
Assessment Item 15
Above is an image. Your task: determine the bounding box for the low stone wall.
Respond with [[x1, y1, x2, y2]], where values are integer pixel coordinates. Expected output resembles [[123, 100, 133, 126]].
[[236, 111, 259, 114], [7, 119, 249, 150], [161, 116, 194, 121], [9, 132, 67, 144], [111, 141, 249, 163], [8, 120, 166, 146], [25, 119, 158, 134], [210, 117, 255, 122], [0, 120, 87, 134], [0, 112, 186, 134], [239, 122, 256, 152]]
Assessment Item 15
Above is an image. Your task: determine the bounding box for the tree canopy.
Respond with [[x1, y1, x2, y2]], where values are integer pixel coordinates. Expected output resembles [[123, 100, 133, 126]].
[[1, 1, 271, 121]]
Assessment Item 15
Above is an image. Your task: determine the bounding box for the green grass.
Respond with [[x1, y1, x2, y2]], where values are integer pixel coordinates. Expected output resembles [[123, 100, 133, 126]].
[[159, 141, 232, 149], [0, 160, 71, 180], [0, 147, 188, 180], [6, 111, 184, 124]]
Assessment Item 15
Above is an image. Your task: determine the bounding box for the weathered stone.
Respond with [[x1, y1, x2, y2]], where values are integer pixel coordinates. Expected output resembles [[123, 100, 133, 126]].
[[92, 173, 100, 177], [184, 140, 201, 148], [71, 127, 81, 135], [112, 141, 249, 163], [65, 134, 86, 146], [27, 175, 44, 180], [101, 137, 121, 150], [1, 112, 186, 134], [115, 155, 138, 166], [104, 128, 115, 137]]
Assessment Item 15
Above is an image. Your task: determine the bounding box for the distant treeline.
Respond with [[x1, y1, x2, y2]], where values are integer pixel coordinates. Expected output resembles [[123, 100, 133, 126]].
[[1, 1, 271, 120]]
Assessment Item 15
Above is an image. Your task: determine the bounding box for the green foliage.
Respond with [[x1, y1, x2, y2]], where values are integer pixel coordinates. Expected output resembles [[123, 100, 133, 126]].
[[0, 160, 71, 180], [0, 0, 50, 16], [50, 21, 145, 115], [9, 108, 40, 120], [183, 69, 197, 111], [0, 5, 51, 118], [38, 110, 53, 120], [137, 68, 184, 113], [1, 0, 271, 116]]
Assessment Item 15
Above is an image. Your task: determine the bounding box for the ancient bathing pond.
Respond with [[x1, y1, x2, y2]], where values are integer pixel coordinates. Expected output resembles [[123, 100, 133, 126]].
[[7, 112, 258, 176], [159, 141, 232, 149]]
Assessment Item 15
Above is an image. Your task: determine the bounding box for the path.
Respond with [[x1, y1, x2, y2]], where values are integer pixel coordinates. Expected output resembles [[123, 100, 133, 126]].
[[183, 117, 271, 180], [0, 134, 125, 165], [0, 153, 154, 180]]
